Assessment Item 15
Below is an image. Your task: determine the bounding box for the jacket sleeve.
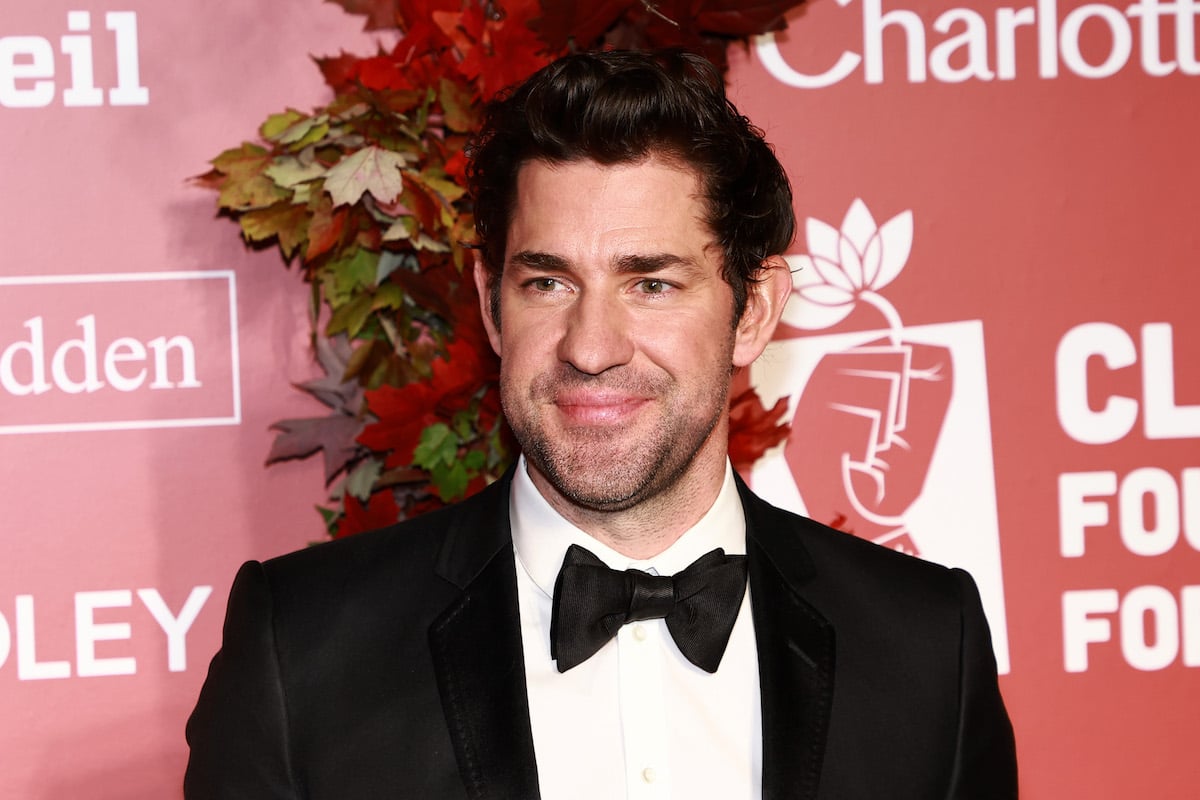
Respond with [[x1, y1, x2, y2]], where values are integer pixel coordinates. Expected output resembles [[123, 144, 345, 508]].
[[946, 568, 1019, 799], [184, 560, 301, 799]]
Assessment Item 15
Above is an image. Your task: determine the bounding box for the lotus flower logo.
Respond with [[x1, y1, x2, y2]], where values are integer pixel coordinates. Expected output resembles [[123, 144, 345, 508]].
[[781, 198, 913, 337]]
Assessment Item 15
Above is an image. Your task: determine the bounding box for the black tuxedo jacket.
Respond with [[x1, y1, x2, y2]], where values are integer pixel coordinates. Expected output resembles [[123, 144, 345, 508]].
[[185, 472, 1017, 799]]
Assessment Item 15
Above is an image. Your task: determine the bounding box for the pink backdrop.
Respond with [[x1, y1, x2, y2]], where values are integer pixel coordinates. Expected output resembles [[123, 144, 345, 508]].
[[2, 1, 1197, 797]]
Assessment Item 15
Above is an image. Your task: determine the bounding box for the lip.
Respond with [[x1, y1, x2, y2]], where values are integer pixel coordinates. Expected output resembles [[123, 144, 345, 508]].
[[553, 390, 649, 425]]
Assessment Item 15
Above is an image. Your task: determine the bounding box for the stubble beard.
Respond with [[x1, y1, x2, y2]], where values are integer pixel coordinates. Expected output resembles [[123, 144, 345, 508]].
[[505, 366, 730, 514]]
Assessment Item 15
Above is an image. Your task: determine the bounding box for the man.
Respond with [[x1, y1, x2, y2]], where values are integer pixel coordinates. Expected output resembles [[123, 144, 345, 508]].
[[185, 50, 1017, 799]]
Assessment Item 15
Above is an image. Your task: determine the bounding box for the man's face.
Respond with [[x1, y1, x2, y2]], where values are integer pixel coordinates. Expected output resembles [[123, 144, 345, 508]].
[[477, 157, 756, 514]]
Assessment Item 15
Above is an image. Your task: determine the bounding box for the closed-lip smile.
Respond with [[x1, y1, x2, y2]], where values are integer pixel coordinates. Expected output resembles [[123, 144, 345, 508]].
[[553, 389, 649, 425]]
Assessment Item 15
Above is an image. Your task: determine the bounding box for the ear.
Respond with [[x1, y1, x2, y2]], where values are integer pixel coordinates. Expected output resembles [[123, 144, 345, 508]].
[[732, 255, 793, 368], [473, 254, 503, 357]]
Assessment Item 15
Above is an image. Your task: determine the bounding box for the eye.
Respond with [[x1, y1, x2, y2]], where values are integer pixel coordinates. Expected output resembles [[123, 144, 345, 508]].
[[637, 279, 669, 294], [529, 277, 565, 292]]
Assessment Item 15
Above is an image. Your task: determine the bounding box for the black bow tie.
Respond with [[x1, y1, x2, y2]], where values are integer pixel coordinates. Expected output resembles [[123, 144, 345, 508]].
[[549, 544, 748, 674]]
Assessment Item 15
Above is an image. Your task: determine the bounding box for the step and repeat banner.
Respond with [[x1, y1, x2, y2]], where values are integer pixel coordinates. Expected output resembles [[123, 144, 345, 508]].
[[1, 1, 1196, 797], [735, 1, 1199, 796]]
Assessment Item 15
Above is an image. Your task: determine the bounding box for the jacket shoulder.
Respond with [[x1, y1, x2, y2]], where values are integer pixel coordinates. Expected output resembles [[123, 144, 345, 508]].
[[257, 472, 512, 602], [740, 482, 959, 595]]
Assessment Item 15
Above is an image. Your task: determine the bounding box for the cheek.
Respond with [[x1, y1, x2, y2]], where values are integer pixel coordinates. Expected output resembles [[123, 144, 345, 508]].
[[639, 311, 731, 362], [499, 314, 559, 371]]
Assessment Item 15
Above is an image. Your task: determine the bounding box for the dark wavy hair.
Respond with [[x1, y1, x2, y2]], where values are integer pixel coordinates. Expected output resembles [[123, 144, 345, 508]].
[[467, 49, 795, 323]]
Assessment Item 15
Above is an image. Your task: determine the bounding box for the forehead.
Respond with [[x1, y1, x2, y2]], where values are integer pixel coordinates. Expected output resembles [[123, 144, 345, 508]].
[[505, 157, 716, 264]]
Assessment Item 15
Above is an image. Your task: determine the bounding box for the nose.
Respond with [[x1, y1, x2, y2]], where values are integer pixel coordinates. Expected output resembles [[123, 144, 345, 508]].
[[556, 289, 635, 375]]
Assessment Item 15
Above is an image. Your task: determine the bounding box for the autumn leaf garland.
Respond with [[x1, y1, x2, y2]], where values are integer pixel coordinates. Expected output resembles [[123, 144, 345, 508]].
[[202, 0, 804, 538]]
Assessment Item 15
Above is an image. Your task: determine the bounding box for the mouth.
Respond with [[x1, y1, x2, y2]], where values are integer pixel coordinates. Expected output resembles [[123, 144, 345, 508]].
[[552, 390, 650, 426]]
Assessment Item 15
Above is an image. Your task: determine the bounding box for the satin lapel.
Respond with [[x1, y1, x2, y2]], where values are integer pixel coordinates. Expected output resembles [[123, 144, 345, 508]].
[[428, 472, 541, 800], [739, 478, 835, 800]]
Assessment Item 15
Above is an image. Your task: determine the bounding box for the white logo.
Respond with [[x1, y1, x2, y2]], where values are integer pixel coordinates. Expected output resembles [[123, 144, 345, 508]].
[[0, 11, 149, 108], [0, 586, 212, 680], [756, 0, 1200, 87], [751, 199, 1012, 672], [0, 272, 240, 435]]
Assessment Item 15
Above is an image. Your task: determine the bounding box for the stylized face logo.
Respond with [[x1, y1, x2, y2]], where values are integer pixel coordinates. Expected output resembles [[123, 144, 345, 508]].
[[751, 198, 1010, 673], [776, 200, 947, 551]]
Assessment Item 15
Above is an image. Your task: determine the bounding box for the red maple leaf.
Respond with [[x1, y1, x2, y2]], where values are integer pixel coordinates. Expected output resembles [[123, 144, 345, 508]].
[[443, 149, 469, 184], [696, 0, 797, 35], [358, 382, 441, 466], [314, 51, 367, 93], [326, 0, 401, 31], [533, 0, 636, 50], [403, 492, 447, 519], [531, 0, 805, 71], [727, 387, 791, 476], [337, 489, 401, 537], [355, 53, 416, 91], [395, 0, 462, 31], [457, 0, 555, 99], [358, 332, 498, 466]]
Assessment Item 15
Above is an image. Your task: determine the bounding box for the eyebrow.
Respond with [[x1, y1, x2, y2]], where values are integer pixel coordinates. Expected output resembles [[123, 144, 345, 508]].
[[507, 250, 703, 277], [613, 253, 703, 276], [508, 250, 569, 271]]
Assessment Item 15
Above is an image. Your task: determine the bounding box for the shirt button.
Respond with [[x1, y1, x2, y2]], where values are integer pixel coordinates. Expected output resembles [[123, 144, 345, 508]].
[[632, 624, 647, 642], [642, 767, 657, 784]]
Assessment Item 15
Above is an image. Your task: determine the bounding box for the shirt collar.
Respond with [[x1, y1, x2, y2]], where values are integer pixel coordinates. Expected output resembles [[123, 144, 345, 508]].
[[510, 455, 747, 599]]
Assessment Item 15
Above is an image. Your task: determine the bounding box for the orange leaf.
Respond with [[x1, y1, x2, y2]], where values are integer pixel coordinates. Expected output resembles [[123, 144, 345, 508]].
[[306, 200, 348, 260]]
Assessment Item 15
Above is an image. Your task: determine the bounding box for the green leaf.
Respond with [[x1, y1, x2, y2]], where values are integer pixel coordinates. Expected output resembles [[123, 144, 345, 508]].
[[326, 292, 376, 338], [371, 282, 405, 311], [431, 459, 470, 501], [238, 202, 310, 259], [317, 505, 340, 537], [265, 157, 327, 189], [295, 123, 332, 151], [324, 145, 409, 207], [211, 143, 289, 210], [413, 423, 456, 470], [260, 109, 307, 140], [452, 410, 474, 441], [330, 247, 380, 295], [278, 114, 330, 147], [211, 142, 270, 176], [422, 172, 466, 204], [219, 175, 290, 211], [344, 456, 384, 502]]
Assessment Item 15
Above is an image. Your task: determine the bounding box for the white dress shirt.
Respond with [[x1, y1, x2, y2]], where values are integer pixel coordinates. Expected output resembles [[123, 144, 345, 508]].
[[510, 457, 763, 800]]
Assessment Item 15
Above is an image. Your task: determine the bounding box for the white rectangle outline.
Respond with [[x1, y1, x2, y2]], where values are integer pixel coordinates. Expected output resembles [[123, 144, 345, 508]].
[[0, 271, 241, 435]]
